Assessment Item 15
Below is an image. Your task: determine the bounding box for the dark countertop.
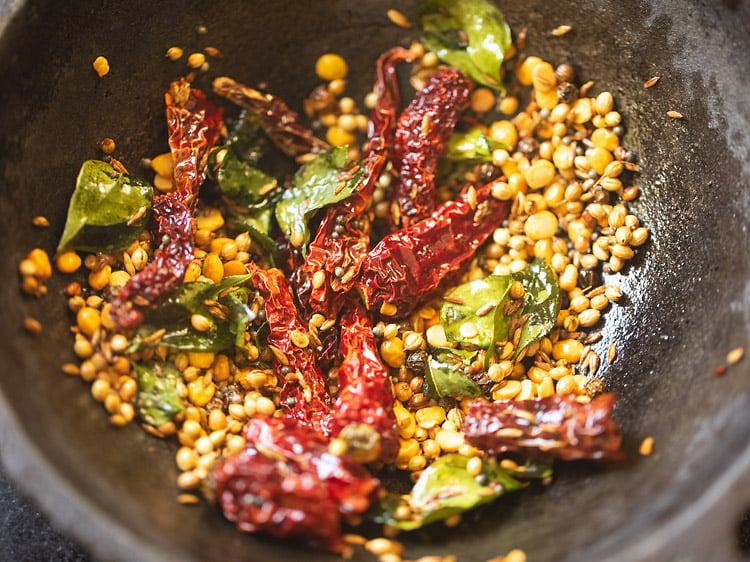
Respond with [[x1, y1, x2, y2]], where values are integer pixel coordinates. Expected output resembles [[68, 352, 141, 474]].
[[0, 470, 89, 562]]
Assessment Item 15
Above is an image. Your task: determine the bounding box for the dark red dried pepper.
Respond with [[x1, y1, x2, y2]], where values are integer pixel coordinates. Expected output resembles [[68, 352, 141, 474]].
[[112, 81, 222, 328], [166, 79, 224, 206], [302, 47, 416, 315], [213, 76, 330, 158], [213, 417, 380, 553], [390, 67, 471, 228], [112, 192, 193, 328], [463, 393, 623, 460], [356, 181, 510, 318], [247, 263, 333, 435], [331, 301, 399, 464]]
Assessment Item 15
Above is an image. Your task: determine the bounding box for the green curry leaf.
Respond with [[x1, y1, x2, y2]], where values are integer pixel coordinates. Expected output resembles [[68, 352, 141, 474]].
[[424, 348, 484, 399], [208, 110, 279, 209], [58, 160, 153, 254], [275, 146, 364, 253], [378, 455, 523, 530], [215, 150, 278, 208], [439, 259, 560, 361], [419, 0, 512, 90], [440, 275, 512, 348], [512, 259, 560, 355], [227, 205, 279, 264], [222, 287, 255, 353], [224, 110, 264, 165], [133, 361, 185, 427], [446, 129, 507, 161], [130, 275, 253, 353]]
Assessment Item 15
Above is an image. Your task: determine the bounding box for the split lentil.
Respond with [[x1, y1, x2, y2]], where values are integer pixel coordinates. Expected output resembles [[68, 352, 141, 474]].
[[92, 56, 110, 77]]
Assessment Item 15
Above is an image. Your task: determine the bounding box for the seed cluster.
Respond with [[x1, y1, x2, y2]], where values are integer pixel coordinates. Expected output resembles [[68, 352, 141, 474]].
[[304, 53, 370, 153], [54, 209, 286, 500], [21, 25, 654, 562], [164, 38, 222, 74], [346, 51, 649, 491], [18, 248, 52, 297]]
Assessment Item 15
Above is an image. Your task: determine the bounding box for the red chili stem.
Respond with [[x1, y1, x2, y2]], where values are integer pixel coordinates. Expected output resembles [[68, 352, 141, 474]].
[[331, 301, 399, 463]]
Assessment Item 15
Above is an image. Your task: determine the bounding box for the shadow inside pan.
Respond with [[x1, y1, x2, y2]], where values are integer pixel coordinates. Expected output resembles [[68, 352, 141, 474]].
[[0, 1, 749, 561]]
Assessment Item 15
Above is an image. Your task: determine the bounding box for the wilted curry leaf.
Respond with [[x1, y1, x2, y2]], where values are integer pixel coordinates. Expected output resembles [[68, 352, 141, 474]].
[[227, 205, 279, 264], [419, 0, 512, 90], [424, 348, 484, 399], [215, 150, 278, 208], [378, 454, 522, 530], [275, 146, 364, 252], [130, 275, 253, 353], [512, 458, 554, 480], [224, 110, 264, 165], [208, 110, 279, 209], [133, 361, 185, 426], [57, 160, 153, 253], [222, 287, 255, 353]]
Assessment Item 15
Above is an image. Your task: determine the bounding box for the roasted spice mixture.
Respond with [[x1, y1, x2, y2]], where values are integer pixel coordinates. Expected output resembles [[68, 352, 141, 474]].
[[19, 2, 655, 559]]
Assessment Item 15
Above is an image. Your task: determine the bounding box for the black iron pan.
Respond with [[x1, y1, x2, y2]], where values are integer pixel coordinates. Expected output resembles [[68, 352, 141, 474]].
[[0, 1, 748, 560]]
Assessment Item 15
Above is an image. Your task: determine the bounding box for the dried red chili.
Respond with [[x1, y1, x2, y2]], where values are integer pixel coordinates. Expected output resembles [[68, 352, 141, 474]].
[[463, 393, 623, 460], [302, 47, 416, 315], [166, 79, 224, 207], [390, 67, 471, 228], [213, 76, 330, 157], [112, 191, 194, 328], [213, 417, 380, 553], [247, 263, 333, 435], [112, 82, 222, 327], [331, 301, 399, 463], [356, 181, 511, 318]]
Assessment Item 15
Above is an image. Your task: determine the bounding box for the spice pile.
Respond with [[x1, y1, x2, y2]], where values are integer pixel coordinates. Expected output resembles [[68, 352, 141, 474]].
[[20, 1, 650, 559]]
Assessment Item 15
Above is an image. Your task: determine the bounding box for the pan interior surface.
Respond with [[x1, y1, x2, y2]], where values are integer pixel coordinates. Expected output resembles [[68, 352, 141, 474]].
[[0, 1, 748, 561]]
